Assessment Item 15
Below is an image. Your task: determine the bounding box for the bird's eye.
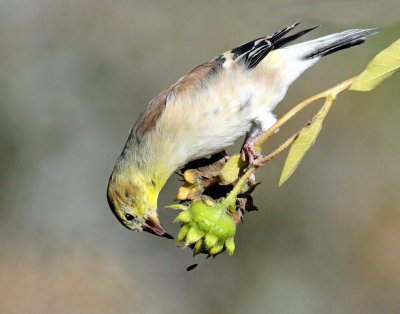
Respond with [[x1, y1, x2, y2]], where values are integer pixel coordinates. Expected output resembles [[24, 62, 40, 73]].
[[124, 213, 136, 221]]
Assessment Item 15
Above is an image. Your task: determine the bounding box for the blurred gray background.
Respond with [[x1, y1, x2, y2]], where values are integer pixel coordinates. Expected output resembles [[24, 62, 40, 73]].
[[1, 1, 399, 313]]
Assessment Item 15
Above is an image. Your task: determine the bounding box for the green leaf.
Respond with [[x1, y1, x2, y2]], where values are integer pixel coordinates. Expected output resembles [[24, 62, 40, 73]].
[[164, 204, 188, 211], [204, 233, 218, 248], [219, 154, 247, 185], [176, 224, 190, 245], [350, 39, 400, 91], [173, 210, 192, 223], [225, 236, 235, 255], [209, 242, 224, 255], [185, 227, 205, 245], [279, 95, 335, 186], [193, 239, 205, 256]]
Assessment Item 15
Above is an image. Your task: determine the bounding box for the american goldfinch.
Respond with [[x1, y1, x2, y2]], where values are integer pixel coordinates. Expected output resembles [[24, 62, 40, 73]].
[[107, 23, 378, 237]]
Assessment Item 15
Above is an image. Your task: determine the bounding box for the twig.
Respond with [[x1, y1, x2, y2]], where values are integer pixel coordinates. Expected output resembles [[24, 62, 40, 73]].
[[254, 76, 358, 152], [227, 75, 358, 198], [258, 131, 300, 165]]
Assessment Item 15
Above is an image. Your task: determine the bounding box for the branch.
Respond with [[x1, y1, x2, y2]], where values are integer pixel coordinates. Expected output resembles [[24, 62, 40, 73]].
[[250, 76, 358, 166], [254, 76, 357, 153]]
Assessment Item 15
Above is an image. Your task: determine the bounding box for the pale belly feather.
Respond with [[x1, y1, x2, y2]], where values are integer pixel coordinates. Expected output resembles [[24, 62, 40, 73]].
[[157, 64, 288, 164]]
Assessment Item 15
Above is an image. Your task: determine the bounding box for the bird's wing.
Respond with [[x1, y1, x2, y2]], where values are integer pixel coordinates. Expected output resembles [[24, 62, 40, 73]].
[[132, 23, 319, 138], [132, 59, 220, 138], [228, 22, 319, 69]]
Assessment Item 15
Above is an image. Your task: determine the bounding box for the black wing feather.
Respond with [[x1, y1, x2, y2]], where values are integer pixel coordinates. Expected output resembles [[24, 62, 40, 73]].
[[231, 22, 319, 69]]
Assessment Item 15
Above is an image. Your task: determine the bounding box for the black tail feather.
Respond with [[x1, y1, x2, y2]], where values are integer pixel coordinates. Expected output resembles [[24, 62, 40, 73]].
[[304, 28, 380, 59], [230, 24, 378, 68]]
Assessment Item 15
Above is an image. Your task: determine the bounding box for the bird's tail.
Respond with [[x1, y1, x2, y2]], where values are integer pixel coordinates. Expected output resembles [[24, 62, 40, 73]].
[[288, 28, 379, 60], [259, 26, 379, 108]]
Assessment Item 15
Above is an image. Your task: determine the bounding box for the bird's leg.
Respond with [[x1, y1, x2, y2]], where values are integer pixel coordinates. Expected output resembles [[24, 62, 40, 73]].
[[241, 131, 265, 167], [242, 113, 277, 167]]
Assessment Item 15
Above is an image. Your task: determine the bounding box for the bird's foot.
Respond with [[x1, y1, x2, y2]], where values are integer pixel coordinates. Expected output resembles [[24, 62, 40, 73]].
[[241, 137, 265, 167]]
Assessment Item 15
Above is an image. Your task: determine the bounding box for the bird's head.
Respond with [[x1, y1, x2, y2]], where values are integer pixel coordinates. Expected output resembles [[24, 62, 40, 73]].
[[107, 168, 172, 238]]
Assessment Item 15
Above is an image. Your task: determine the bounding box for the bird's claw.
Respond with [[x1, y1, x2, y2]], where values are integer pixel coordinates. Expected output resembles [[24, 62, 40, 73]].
[[241, 141, 264, 168]]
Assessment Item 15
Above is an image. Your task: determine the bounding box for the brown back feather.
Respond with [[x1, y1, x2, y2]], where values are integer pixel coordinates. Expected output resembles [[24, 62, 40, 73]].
[[133, 60, 217, 138]]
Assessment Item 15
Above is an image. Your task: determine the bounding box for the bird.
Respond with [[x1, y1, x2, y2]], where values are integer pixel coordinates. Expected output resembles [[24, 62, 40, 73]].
[[107, 22, 378, 237]]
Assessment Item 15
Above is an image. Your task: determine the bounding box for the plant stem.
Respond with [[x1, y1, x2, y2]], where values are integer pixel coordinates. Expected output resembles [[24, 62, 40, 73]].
[[224, 76, 357, 208], [224, 165, 256, 209], [258, 132, 300, 165], [254, 76, 358, 151]]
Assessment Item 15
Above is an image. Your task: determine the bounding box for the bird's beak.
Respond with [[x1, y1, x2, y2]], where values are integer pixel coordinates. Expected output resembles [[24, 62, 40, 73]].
[[142, 214, 174, 239]]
